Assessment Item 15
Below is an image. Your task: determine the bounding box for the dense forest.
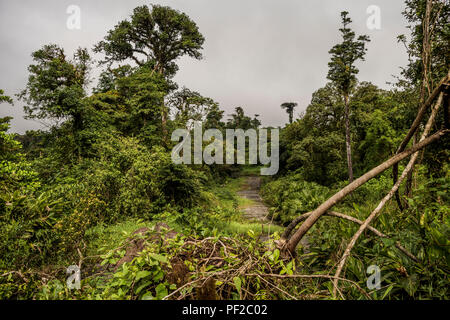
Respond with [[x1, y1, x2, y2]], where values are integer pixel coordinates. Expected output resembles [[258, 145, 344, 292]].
[[0, 0, 449, 300]]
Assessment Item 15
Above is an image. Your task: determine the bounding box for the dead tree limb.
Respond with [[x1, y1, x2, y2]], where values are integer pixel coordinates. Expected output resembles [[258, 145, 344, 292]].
[[281, 211, 417, 262], [332, 92, 444, 297], [393, 70, 449, 208], [443, 83, 450, 129], [282, 127, 448, 256], [395, 72, 449, 155], [327, 211, 418, 262], [281, 215, 309, 240]]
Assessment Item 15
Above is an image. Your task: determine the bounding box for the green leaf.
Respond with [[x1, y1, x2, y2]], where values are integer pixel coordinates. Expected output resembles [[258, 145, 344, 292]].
[[135, 270, 151, 282], [381, 238, 395, 247], [153, 270, 164, 282], [155, 283, 168, 299], [149, 253, 168, 264], [381, 284, 394, 300], [141, 292, 155, 300], [135, 280, 152, 295], [402, 274, 419, 297], [233, 276, 241, 292]]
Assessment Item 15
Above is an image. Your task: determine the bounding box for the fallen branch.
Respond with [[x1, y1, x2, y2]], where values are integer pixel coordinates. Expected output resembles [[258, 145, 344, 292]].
[[395, 71, 449, 155], [282, 211, 418, 261], [393, 70, 449, 208], [332, 91, 444, 297], [245, 273, 371, 300], [254, 274, 299, 300], [328, 211, 418, 262], [283, 127, 449, 255], [282, 214, 309, 240]]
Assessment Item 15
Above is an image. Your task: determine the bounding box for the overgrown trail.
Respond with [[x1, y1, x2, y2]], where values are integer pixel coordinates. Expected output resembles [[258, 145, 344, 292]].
[[237, 175, 310, 251], [237, 176, 270, 222]]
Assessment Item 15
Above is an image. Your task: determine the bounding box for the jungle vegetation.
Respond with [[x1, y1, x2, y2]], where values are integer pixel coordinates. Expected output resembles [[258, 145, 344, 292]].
[[0, 0, 448, 300]]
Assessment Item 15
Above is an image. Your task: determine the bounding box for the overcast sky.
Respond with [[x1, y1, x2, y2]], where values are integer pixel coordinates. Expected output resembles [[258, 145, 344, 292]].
[[0, 0, 410, 133]]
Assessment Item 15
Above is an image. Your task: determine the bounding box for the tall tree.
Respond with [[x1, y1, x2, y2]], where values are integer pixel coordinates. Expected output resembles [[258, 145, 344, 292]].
[[0, 90, 18, 161], [115, 66, 174, 146], [93, 65, 135, 94], [94, 4, 205, 143], [280, 102, 298, 124], [168, 87, 217, 125], [204, 104, 225, 130], [327, 11, 370, 183], [395, 0, 450, 205], [399, 0, 449, 90], [18, 45, 91, 134], [227, 107, 256, 130], [251, 114, 262, 128], [94, 5, 204, 76]]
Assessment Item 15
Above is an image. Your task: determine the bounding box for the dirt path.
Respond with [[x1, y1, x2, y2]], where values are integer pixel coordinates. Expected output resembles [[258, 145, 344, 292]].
[[236, 176, 271, 222], [237, 175, 310, 251]]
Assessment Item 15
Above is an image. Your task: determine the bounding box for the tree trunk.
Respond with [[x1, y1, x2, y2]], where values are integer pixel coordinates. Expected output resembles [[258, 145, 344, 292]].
[[392, 71, 449, 207], [444, 85, 449, 129], [332, 92, 444, 296], [344, 94, 353, 183], [282, 210, 417, 261], [394, 73, 448, 155], [161, 105, 169, 147], [404, 133, 418, 199], [282, 128, 448, 256]]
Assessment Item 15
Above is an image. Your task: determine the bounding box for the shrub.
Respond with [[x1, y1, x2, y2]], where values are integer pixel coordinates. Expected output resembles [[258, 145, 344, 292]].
[[261, 173, 330, 225]]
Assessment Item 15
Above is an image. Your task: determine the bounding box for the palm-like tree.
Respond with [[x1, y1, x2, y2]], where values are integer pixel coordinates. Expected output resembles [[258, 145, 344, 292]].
[[280, 102, 298, 124]]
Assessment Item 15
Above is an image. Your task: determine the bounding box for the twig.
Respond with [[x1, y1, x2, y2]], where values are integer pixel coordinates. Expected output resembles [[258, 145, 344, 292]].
[[244, 273, 371, 300]]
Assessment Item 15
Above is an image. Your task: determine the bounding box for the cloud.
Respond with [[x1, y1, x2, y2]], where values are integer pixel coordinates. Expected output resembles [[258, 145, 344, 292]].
[[0, 0, 409, 133]]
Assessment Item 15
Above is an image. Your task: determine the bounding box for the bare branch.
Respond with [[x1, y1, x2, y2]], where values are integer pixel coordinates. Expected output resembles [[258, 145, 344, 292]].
[[281, 211, 418, 262], [332, 91, 444, 297], [284, 127, 448, 255]]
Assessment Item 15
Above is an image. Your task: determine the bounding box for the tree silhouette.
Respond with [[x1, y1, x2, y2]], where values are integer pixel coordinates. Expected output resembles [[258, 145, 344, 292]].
[[94, 4, 205, 145], [94, 5, 205, 78], [281, 102, 298, 124], [327, 11, 370, 183]]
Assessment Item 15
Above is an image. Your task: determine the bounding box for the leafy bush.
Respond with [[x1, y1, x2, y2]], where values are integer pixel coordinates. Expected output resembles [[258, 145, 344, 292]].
[[261, 173, 330, 225], [0, 191, 64, 270]]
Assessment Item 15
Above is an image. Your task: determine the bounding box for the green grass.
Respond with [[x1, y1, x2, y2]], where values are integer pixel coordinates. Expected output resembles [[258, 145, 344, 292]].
[[240, 165, 263, 176], [208, 172, 282, 237], [221, 220, 283, 236], [210, 175, 258, 211], [237, 196, 255, 208], [84, 171, 280, 260], [84, 218, 155, 256], [210, 177, 245, 210]]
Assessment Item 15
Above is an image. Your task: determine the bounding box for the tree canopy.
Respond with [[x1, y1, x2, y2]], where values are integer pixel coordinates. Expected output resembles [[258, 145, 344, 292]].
[[94, 4, 205, 78], [280, 102, 298, 124], [327, 11, 370, 96]]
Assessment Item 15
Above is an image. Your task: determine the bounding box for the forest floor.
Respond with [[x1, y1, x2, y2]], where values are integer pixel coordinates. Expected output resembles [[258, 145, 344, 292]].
[[85, 170, 284, 259]]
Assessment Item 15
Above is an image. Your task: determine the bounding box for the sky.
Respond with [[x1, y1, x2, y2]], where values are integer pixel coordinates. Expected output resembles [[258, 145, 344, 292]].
[[0, 0, 410, 133]]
